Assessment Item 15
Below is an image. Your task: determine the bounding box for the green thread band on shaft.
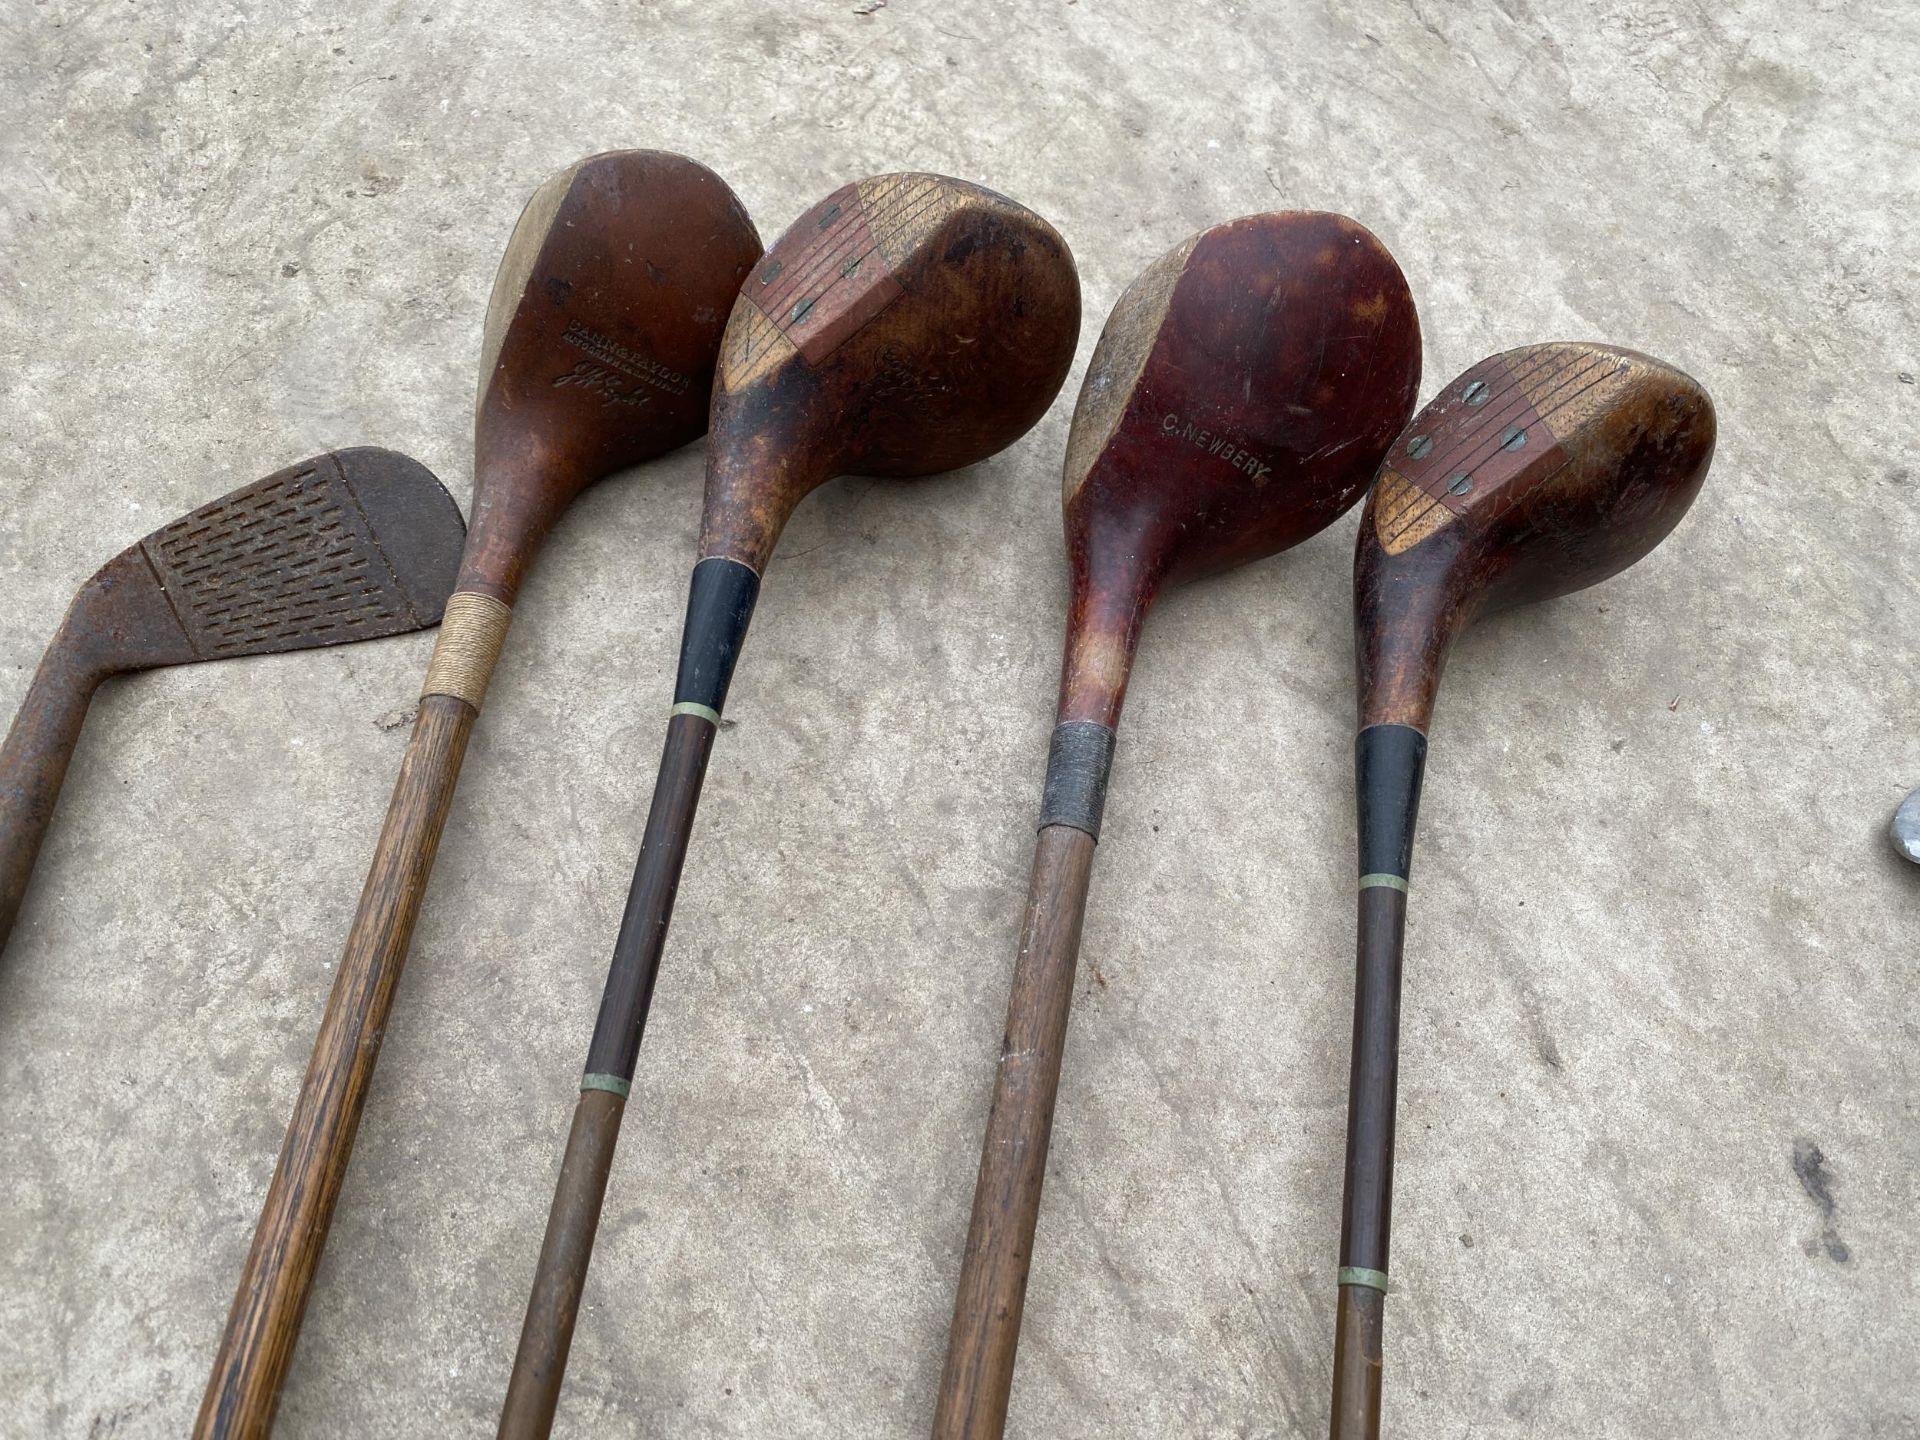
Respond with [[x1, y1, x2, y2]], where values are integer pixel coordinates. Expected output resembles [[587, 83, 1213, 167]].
[[580, 1073, 631, 1098], [1339, 1266, 1390, 1293], [670, 701, 721, 725], [1358, 873, 1409, 894]]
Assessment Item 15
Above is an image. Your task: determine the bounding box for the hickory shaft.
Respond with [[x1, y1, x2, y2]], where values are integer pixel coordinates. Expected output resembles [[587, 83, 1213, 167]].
[[197, 593, 509, 1439], [1330, 723, 1427, 1440], [934, 722, 1115, 1440], [500, 558, 757, 1438], [197, 691, 481, 1439]]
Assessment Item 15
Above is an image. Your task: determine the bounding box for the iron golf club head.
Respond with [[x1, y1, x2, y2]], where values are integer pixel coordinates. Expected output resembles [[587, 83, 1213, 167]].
[[466, 149, 763, 602], [1356, 342, 1717, 730], [699, 172, 1082, 573], [0, 446, 464, 949], [1056, 211, 1423, 726], [62, 447, 458, 669]]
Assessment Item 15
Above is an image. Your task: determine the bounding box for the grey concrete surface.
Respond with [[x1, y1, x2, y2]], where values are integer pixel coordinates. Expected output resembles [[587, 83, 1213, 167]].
[[1, 1, 1914, 1436]]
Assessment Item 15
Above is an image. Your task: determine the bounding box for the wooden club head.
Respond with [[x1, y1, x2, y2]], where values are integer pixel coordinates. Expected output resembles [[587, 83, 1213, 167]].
[[1355, 342, 1717, 731], [1056, 212, 1423, 726], [700, 173, 1082, 572], [464, 150, 763, 601]]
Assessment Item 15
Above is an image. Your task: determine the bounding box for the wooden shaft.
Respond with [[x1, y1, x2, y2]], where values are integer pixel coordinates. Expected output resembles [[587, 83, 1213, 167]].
[[0, 634, 106, 952], [500, 712, 718, 1435], [499, 1088, 626, 1440], [196, 687, 483, 1438], [934, 821, 1098, 1440], [1330, 1284, 1386, 1438]]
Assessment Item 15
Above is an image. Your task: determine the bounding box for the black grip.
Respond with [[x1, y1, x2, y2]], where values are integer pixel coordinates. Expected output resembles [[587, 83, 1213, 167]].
[[674, 557, 760, 713], [1356, 723, 1427, 881], [1039, 720, 1117, 840]]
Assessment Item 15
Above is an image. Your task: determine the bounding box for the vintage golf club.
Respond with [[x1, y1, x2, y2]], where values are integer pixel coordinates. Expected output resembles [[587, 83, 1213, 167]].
[[0, 448, 463, 955], [498, 173, 1081, 1437], [197, 151, 761, 1439], [1329, 342, 1715, 1437], [932, 213, 1423, 1440]]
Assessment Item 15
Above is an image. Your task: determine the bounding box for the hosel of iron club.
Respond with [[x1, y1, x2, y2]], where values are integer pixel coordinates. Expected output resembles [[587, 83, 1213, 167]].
[[1336, 724, 1428, 1301]]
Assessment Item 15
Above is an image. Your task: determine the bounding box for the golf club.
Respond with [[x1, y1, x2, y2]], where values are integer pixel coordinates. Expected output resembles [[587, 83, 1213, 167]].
[[498, 172, 1082, 1439], [1331, 342, 1715, 1437], [933, 212, 1423, 1440], [0, 447, 462, 955], [197, 150, 761, 1439]]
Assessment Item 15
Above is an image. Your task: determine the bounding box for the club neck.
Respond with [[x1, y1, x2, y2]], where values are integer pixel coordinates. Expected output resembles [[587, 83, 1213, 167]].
[[579, 557, 760, 1088], [1340, 722, 1427, 1278], [1055, 566, 1154, 730]]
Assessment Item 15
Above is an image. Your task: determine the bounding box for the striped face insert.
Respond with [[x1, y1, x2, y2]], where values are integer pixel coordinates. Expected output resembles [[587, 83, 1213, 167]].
[[719, 175, 974, 388], [1372, 343, 1639, 555]]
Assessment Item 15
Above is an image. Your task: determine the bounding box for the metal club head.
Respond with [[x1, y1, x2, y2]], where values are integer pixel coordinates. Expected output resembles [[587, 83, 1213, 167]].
[[1054, 212, 1423, 726], [63, 447, 464, 675], [699, 173, 1082, 572], [1356, 342, 1717, 730], [465, 150, 763, 600]]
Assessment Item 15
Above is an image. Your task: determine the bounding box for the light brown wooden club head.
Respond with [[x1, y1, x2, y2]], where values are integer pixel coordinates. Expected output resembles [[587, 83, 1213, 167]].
[[463, 150, 763, 601], [1355, 342, 1717, 730], [1054, 212, 1423, 728], [699, 173, 1082, 572]]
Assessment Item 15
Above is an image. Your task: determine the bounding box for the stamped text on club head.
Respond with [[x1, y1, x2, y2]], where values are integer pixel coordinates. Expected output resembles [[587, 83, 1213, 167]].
[[1064, 212, 1422, 589]]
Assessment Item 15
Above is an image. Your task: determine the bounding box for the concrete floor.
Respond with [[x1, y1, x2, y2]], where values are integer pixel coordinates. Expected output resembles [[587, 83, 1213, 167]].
[[1, 1, 1914, 1436]]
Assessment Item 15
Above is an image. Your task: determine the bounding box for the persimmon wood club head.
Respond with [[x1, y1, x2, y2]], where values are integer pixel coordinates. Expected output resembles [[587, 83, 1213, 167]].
[[0, 447, 463, 954], [932, 211, 1423, 1440], [1355, 341, 1718, 730], [463, 148, 764, 604], [1055, 211, 1425, 729], [499, 173, 1082, 1440], [197, 150, 762, 1440], [1330, 342, 1716, 1440], [699, 172, 1083, 572]]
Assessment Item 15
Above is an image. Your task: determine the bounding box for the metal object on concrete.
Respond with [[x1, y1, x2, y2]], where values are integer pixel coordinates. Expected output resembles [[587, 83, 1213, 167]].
[[1892, 788, 1920, 864], [0, 447, 462, 953]]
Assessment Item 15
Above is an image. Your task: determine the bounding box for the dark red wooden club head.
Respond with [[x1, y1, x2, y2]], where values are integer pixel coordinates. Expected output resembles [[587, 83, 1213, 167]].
[[1356, 341, 1717, 730], [464, 150, 763, 601], [699, 173, 1082, 572], [1055, 212, 1423, 726]]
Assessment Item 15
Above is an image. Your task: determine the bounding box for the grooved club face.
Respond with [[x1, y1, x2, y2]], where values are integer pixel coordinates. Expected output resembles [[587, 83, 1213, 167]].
[[464, 150, 764, 599], [701, 173, 1082, 571], [1355, 342, 1717, 729], [66, 447, 464, 675]]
